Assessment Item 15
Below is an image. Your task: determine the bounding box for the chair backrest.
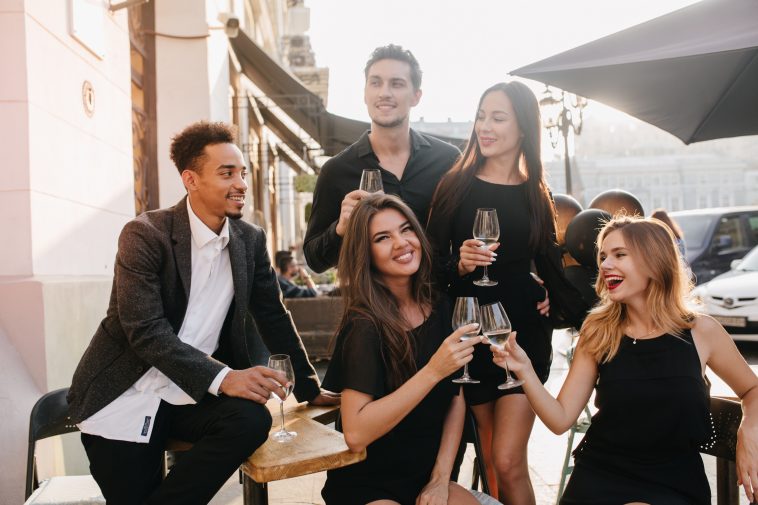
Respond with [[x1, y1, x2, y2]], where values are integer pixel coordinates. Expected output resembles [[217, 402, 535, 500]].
[[700, 396, 741, 461], [26, 387, 78, 499]]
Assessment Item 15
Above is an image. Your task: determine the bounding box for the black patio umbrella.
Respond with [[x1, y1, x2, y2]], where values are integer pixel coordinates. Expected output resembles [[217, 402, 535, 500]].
[[511, 0, 758, 144]]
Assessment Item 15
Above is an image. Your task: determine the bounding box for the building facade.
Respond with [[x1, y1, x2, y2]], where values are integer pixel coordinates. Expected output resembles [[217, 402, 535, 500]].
[[0, 1, 325, 502]]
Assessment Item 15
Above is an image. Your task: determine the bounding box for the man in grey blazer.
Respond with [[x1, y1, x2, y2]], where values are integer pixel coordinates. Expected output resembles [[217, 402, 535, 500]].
[[68, 121, 337, 505]]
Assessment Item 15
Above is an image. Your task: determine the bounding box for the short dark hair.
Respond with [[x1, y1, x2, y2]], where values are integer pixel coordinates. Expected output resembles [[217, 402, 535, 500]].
[[364, 44, 422, 91], [275, 251, 294, 273], [169, 121, 236, 174]]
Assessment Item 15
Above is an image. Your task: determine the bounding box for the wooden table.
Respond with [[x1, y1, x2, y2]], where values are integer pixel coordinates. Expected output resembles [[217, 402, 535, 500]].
[[240, 399, 365, 505]]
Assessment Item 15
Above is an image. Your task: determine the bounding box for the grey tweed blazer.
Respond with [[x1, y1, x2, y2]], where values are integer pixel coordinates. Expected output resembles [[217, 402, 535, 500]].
[[68, 197, 320, 423]]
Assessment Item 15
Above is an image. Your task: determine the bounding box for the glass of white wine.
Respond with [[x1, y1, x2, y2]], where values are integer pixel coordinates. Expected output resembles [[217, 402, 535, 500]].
[[268, 354, 297, 442], [472, 208, 499, 287], [359, 169, 384, 193], [480, 302, 524, 390], [452, 297, 481, 384]]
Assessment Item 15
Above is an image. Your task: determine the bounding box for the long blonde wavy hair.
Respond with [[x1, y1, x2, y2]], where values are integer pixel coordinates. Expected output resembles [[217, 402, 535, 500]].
[[580, 216, 695, 363]]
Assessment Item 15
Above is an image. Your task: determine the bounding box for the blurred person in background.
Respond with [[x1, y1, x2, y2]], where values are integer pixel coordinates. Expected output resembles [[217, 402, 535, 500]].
[[276, 252, 319, 298], [651, 208, 686, 259]]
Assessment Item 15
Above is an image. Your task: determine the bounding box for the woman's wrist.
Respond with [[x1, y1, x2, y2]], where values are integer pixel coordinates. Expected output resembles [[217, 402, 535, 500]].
[[518, 364, 541, 385], [456, 259, 469, 277], [428, 470, 451, 483], [419, 363, 446, 385]]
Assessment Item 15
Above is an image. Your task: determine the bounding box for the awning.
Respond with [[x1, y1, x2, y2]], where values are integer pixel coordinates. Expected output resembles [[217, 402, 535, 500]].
[[255, 97, 312, 164], [229, 31, 466, 157], [511, 0, 758, 144]]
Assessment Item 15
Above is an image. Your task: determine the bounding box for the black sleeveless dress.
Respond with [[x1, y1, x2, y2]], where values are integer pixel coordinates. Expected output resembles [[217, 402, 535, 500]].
[[561, 330, 711, 505]]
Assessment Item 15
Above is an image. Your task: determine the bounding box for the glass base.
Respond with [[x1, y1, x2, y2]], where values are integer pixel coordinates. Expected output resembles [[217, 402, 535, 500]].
[[497, 378, 525, 390], [452, 376, 480, 384], [473, 278, 498, 287], [270, 429, 297, 442]]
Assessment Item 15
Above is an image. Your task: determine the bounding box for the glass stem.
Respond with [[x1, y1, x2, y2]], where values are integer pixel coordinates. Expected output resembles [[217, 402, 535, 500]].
[[482, 264, 490, 281], [279, 401, 286, 432], [503, 357, 513, 379], [463, 362, 470, 378]]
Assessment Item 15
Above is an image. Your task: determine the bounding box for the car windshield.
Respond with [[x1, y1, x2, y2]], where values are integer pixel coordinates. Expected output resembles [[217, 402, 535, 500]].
[[736, 247, 758, 271], [675, 214, 717, 249]]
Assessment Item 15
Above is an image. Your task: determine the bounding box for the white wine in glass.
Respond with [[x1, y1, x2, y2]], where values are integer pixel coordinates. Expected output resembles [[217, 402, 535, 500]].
[[359, 169, 384, 193], [452, 297, 481, 384], [268, 354, 297, 442], [472, 208, 499, 287], [480, 302, 524, 390]]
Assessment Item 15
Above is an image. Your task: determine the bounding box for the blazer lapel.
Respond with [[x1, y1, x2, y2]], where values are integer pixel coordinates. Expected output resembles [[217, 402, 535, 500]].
[[171, 197, 192, 298], [227, 222, 248, 314]]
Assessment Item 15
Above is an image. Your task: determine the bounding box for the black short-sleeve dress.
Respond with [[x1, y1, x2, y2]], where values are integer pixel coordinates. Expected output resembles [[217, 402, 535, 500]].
[[320, 302, 458, 505], [428, 179, 553, 405]]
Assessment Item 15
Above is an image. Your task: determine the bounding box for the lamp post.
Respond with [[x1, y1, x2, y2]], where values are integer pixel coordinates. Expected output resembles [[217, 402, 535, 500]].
[[539, 86, 587, 196]]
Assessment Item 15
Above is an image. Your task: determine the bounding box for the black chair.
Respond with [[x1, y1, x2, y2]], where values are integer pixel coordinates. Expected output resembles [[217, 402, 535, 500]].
[[25, 387, 84, 500], [700, 396, 743, 505], [464, 407, 491, 495]]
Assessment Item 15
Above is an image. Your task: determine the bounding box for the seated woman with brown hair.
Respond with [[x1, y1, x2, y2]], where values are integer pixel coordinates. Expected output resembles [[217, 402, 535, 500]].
[[321, 193, 482, 505]]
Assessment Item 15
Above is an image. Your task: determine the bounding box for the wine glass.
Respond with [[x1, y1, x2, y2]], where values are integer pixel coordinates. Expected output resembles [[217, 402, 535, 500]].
[[268, 354, 297, 442], [452, 297, 481, 384], [480, 302, 524, 390], [472, 208, 499, 286], [359, 169, 384, 193]]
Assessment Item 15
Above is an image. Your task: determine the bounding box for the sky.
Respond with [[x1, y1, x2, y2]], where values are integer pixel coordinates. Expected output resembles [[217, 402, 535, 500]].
[[306, 0, 701, 123]]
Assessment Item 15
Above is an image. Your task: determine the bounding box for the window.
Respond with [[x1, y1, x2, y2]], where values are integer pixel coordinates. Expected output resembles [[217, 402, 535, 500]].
[[711, 216, 747, 252], [748, 215, 758, 244]]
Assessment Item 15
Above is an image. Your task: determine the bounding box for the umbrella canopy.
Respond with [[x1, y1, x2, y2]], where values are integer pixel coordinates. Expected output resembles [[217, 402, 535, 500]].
[[511, 0, 758, 144]]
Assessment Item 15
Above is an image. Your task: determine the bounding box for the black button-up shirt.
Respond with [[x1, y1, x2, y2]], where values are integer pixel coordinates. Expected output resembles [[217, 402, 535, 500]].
[[303, 129, 461, 272]]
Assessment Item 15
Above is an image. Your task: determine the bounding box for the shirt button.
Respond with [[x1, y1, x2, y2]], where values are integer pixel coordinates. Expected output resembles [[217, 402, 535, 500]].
[[136, 366, 145, 374]]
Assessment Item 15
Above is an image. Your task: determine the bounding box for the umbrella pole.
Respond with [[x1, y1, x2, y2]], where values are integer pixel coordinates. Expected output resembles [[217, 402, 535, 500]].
[[563, 131, 572, 196]]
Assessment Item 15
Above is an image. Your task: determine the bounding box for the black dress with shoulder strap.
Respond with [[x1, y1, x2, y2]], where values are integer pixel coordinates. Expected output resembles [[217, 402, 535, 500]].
[[561, 330, 711, 505]]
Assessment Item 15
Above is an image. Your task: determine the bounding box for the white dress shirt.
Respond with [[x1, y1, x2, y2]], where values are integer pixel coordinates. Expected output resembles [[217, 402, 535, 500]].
[[79, 199, 234, 443]]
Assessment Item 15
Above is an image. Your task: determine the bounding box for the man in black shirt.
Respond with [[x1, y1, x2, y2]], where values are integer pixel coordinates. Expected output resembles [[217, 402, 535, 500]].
[[303, 44, 461, 272]]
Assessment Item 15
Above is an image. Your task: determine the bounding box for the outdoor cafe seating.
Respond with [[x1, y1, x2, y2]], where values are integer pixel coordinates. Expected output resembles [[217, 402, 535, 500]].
[[24, 387, 365, 505]]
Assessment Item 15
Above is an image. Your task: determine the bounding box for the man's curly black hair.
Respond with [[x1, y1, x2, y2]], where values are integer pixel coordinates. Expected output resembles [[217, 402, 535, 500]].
[[169, 121, 237, 174]]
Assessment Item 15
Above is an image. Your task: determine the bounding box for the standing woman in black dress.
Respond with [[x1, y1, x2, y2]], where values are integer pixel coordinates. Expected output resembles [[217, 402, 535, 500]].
[[321, 194, 482, 505], [492, 216, 758, 504], [428, 81, 585, 503]]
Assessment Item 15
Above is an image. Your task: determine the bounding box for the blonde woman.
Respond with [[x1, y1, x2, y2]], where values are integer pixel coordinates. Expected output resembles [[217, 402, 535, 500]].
[[492, 216, 758, 504]]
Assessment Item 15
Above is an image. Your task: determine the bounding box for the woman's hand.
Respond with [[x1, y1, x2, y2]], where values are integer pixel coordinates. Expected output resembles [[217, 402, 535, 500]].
[[737, 418, 758, 502], [531, 272, 550, 317], [416, 478, 449, 505], [457, 239, 498, 276], [426, 324, 483, 381], [490, 332, 532, 375]]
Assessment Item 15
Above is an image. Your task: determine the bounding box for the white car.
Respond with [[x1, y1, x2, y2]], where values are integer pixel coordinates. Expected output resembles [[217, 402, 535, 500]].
[[693, 246, 758, 341]]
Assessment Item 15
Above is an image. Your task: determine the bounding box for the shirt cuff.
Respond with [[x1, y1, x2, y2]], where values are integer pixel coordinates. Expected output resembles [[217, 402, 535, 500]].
[[209, 367, 232, 395]]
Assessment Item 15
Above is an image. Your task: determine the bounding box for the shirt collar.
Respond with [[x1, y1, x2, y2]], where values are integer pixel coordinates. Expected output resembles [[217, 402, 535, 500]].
[[187, 197, 230, 250], [356, 128, 430, 159]]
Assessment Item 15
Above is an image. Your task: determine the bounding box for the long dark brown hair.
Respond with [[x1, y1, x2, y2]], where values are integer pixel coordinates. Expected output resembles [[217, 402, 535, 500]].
[[337, 194, 435, 390], [430, 81, 556, 252]]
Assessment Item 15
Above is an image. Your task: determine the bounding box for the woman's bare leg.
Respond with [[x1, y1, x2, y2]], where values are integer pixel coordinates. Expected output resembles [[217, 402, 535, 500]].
[[449, 481, 482, 504], [491, 394, 536, 505], [470, 401, 498, 498]]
